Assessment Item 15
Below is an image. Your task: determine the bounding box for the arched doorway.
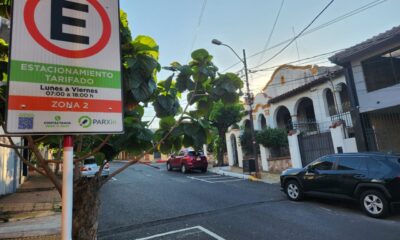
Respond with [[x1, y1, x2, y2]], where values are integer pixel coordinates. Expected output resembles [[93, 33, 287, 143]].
[[230, 134, 239, 166], [258, 114, 267, 130], [337, 83, 350, 112], [275, 106, 292, 131], [296, 97, 317, 132], [324, 88, 336, 116]]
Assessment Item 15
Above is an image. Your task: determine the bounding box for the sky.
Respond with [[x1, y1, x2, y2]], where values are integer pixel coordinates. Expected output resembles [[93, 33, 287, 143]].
[[120, 0, 400, 126]]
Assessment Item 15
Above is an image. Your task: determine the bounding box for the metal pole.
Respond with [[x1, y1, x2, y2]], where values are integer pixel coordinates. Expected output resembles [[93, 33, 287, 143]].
[[62, 136, 73, 240], [243, 49, 260, 178]]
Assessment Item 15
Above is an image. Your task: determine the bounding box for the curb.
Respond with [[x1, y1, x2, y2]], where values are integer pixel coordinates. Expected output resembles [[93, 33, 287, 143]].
[[209, 168, 279, 184]]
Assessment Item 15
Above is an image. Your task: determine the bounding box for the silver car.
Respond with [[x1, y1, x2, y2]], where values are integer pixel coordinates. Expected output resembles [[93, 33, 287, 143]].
[[80, 158, 110, 177]]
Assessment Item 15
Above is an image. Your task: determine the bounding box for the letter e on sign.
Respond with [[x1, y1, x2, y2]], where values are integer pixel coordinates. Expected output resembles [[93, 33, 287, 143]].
[[24, 0, 112, 58]]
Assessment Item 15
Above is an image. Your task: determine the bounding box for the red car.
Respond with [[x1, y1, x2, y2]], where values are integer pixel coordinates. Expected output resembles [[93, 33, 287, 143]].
[[167, 149, 208, 173]]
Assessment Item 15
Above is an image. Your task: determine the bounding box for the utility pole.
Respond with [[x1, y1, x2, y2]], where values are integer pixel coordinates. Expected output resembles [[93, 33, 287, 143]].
[[212, 39, 260, 178]]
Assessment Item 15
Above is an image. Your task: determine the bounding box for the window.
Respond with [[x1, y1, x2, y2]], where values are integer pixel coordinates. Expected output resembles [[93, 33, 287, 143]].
[[337, 156, 367, 171], [362, 47, 400, 92], [310, 157, 334, 171], [367, 157, 392, 174]]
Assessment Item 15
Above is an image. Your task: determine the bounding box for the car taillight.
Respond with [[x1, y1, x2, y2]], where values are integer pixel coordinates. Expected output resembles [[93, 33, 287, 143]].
[[80, 166, 87, 171]]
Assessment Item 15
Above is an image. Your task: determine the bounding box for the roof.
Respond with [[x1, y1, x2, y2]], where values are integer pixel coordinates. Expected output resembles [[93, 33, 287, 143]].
[[329, 25, 400, 65], [268, 69, 343, 104]]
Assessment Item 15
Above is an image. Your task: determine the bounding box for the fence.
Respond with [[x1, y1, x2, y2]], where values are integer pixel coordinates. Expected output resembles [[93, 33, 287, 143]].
[[360, 109, 400, 153]]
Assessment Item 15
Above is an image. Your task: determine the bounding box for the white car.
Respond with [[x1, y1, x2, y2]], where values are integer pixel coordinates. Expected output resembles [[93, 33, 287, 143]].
[[80, 158, 110, 177]]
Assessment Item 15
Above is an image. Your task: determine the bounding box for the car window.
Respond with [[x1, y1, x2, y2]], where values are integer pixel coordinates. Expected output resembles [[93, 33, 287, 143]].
[[388, 157, 400, 166], [188, 151, 197, 156], [311, 157, 334, 171], [337, 156, 367, 171], [84, 158, 96, 165], [179, 151, 184, 156], [367, 157, 392, 174]]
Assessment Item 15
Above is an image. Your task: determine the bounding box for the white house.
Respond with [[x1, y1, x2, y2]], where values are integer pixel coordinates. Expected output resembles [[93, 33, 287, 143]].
[[226, 64, 358, 173]]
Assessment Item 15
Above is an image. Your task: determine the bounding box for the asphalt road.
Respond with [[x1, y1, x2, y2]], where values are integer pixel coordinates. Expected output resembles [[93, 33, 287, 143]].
[[98, 162, 400, 240]]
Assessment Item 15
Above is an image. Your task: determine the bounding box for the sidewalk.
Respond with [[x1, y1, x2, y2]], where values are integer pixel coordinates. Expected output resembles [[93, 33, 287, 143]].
[[209, 166, 281, 184], [0, 173, 61, 239]]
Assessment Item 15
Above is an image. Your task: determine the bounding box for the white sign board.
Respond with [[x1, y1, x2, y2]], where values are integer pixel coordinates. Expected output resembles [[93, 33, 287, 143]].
[[6, 0, 123, 134]]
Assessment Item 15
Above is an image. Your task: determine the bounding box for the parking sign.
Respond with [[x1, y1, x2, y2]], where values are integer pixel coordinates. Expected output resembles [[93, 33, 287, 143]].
[[6, 0, 123, 134]]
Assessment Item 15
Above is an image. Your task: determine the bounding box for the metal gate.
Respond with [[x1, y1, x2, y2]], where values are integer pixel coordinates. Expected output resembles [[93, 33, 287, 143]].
[[298, 132, 334, 167]]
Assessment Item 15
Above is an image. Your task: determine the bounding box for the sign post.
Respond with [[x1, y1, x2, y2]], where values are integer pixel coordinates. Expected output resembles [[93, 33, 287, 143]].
[[62, 136, 73, 240], [8, 1, 122, 238]]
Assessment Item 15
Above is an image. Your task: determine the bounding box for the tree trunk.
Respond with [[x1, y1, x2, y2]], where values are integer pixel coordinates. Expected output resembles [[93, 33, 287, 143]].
[[217, 130, 226, 166], [72, 177, 101, 240]]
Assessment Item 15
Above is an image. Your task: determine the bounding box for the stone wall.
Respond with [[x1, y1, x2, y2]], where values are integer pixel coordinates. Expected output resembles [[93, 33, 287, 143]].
[[267, 156, 292, 173]]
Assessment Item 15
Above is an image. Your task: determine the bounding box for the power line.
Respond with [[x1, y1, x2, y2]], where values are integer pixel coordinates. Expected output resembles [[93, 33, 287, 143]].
[[221, 0, 387, 73], [256, 0, 285, 65], [188, 0, 208, 56], [250, 48, 344, 73], [251, 0, 335, 70]]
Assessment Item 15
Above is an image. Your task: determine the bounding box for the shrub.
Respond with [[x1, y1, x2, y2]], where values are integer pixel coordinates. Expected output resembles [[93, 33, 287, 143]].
[[256, 128, 288, 148]]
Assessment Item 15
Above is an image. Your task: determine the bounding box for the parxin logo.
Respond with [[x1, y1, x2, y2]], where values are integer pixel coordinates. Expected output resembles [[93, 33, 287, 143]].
[[78, 116, 116, 128], [43, 115, 71, 128], [78, 116, 92, 128]]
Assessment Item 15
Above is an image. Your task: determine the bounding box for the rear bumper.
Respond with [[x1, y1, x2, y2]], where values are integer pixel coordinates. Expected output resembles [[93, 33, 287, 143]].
[[186, 162, 208, 170]]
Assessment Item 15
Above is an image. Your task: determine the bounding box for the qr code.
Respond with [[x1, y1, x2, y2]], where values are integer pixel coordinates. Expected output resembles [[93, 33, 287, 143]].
[[18, 117, 34, 129]]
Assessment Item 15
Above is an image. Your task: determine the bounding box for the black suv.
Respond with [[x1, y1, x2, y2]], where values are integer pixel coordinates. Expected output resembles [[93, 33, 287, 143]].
[[280, 153, 400, 218]]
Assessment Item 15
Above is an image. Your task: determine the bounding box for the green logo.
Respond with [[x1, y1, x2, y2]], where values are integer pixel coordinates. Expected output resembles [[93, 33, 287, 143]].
[[78, 116, 92, 128], [54, 115, 61, 122]]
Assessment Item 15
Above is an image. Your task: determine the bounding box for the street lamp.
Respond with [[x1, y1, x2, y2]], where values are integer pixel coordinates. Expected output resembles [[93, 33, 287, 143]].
[[212, 39, 260, 178]]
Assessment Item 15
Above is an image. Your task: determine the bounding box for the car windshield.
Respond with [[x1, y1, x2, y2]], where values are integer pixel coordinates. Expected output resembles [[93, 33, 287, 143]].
[[84, 158, 97, 165]]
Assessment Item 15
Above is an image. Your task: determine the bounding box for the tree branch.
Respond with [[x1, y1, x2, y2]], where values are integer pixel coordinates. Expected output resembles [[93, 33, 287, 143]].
[[73, 135, 112, 164], [6, 136, 46, 176], [26, 136, 62, 194], [0, 143, 30, 149], [105, 78, 202, 182]]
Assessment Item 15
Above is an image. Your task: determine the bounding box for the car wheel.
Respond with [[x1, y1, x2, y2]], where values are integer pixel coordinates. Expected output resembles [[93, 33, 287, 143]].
[[181, 164, 187, 174], [285, 180, 303, 201], [166, 162, 172, 171], [201, 167, 207, 173], [360, 190, 389, 218]]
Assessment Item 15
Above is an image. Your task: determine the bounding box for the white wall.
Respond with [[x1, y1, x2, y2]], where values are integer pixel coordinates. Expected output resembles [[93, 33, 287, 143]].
[[225, 129, 244, 168], [350, 41, 400, 113]]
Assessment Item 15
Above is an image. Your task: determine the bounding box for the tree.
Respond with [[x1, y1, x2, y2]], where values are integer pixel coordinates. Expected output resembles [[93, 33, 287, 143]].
[[159, 55, 244, 164], [0, 5, 177, 238], [209, 101, 244, 165], [0, 3, 245, 237]]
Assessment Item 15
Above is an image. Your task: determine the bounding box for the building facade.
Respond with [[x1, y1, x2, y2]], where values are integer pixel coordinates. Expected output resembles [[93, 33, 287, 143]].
[[226, 64, 358, 172], [330, 25, 400, 154]]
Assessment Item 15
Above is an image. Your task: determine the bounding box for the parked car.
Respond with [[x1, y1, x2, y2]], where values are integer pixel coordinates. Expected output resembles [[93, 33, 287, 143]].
[[166, 149, 208, 173], [80, 157, 110, 178], [280, 152, 400, 218]]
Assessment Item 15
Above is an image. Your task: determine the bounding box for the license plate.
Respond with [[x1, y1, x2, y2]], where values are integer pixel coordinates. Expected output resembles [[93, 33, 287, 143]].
[[197, 157, 201, 161]]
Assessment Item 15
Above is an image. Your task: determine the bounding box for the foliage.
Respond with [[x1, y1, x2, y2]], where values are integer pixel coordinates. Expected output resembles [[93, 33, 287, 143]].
[[159, 50, 244, 164], [209, 101, 244, 130], [256, 127, 288, 148], [240, 130, 259, 156], [0, 0, 11, 19]]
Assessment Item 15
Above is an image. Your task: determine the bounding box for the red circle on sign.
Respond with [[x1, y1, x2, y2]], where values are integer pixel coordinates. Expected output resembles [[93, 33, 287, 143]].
[[24, 0, 112, 58]]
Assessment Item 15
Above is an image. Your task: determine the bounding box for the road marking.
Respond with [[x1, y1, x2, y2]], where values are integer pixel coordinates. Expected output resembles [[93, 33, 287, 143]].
[[210, 179, 244, 183], [188, 175, 244, 184], [191, 175, 224, 178], [196, 176, 237, 180], [136, 225, 225, 240], [111, 177, 117, 181]]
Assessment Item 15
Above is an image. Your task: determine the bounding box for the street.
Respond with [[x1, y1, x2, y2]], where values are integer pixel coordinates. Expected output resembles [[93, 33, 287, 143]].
[[98, 162, 400, 240]]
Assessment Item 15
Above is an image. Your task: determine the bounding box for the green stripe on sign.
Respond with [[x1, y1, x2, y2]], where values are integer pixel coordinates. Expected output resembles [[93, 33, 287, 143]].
[[10, 60, 121, 89]]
